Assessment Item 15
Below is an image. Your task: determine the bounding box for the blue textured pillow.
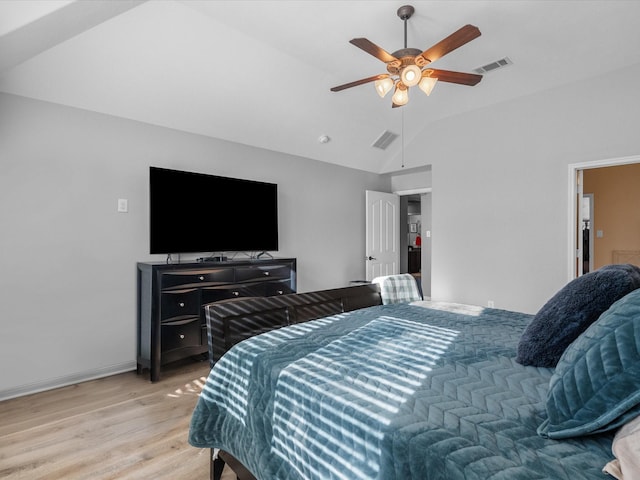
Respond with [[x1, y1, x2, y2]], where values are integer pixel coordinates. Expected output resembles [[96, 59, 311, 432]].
[[516, 264, 640, 367], [537, 288, 640, 439]]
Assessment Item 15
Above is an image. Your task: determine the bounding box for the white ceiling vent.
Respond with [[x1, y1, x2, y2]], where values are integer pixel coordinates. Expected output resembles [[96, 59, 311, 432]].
[[474, 57, 513, 74], [372, 130, 399, 150]]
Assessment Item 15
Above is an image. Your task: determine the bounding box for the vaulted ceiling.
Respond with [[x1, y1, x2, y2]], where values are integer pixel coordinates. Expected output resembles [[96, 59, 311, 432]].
[[2, 1, 640, 173]]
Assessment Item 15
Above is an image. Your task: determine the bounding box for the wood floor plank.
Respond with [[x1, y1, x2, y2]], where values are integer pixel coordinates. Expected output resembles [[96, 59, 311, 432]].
[[0, 360, 218, 479], [0, 361, 208, 437]]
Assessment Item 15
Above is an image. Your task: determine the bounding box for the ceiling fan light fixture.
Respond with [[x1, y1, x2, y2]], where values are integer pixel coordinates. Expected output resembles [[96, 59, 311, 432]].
[[418, 75, 438, 96], [392, 83, 409, 106], [374, 77, 394, 98], [400, 64, 421, 87], [329, 6, 483, 108]]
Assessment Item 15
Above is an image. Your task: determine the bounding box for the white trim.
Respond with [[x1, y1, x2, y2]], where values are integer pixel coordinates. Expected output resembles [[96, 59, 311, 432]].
[[568, 154, 640, 281], [393, 188, 432, 196], [0, 361, 137, 401]]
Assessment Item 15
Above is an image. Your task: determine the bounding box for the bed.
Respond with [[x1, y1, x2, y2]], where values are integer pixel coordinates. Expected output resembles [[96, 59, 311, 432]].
[[189, 267, 640, 480]]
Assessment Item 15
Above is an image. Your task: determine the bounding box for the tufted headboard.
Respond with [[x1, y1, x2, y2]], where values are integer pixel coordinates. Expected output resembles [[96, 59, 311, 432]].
[[204, 284, 382, 365]]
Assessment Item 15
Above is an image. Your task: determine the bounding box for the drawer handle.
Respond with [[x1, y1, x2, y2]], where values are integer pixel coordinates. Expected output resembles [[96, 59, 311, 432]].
[[179, 302, 185, 308], [199, 276, 205, 281], [263, 271, 270, 276], [179, 334, 185, 339], [277, 290, 284, 295], [232, 291, 239, 296]]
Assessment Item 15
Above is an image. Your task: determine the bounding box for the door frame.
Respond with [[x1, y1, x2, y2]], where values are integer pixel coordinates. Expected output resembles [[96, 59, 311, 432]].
[[567, 154, 640, 281]]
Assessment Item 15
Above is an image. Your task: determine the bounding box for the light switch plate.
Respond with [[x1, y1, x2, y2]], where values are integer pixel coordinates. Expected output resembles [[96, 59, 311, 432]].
[[117, 198, 128, 213]]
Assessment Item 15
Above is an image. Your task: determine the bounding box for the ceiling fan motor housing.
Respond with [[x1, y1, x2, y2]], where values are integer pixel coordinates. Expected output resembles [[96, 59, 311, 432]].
[[397, 5, 415, 21], [387, 48, 422, 75]]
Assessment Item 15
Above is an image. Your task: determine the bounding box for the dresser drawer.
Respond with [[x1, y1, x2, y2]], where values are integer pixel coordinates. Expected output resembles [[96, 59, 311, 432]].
[[161, 268, 234, 289], [239, 280, 294, 297], [160, 288, 200, 321], [201, 285, 256, 304], [235, 264, 291, 283], [161, 319, 202, 352]]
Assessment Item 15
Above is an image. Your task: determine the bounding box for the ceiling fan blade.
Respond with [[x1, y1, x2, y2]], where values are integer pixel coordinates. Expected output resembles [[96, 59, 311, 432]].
[[350, 38, 399, 64], [330, 74, 390, 92], [427, 69, 482, 86], [417, 25, 481, 65]]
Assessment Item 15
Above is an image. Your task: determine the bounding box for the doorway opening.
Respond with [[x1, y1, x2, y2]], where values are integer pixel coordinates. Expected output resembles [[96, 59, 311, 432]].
[[364, 187, 431, 298], [568, 155, 640, 280], [398, 189, 431, 298]]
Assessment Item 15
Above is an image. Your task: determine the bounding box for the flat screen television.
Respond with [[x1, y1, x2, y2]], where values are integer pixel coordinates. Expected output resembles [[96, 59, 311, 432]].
[[149, 167, 278, 255]]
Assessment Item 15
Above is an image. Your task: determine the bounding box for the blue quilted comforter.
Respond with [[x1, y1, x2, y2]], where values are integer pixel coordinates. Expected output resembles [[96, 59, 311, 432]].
[[189, 302, 614, 479]]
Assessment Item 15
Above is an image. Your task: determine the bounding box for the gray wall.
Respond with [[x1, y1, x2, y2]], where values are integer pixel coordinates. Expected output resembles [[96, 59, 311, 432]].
[[3, 60, 640, 398], [418, 63, 640, 314], [0, 92, 388, 399]]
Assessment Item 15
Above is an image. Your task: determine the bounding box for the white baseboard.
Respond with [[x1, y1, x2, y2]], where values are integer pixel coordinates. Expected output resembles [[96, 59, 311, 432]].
[[0, 361, 137, 401]]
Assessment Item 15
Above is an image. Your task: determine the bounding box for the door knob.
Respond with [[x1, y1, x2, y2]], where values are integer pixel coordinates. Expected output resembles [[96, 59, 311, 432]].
[[367, 256, 377, 261]]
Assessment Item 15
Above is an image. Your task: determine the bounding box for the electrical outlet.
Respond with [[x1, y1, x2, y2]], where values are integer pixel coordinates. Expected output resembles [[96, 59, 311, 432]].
[[487, 300, 495, 308], [117, 198, 128, 213]]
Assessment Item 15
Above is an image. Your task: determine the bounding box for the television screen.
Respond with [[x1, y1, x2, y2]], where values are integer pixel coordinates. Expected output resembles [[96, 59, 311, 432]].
[[149, 167, 278, 254]]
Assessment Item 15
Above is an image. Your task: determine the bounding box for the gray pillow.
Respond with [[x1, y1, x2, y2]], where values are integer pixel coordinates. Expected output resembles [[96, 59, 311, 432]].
[[516, 264, 640, 367]]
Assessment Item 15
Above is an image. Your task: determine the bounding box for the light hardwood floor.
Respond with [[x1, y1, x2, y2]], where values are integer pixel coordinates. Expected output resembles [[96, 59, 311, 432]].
[[0, 360, 236, 479]]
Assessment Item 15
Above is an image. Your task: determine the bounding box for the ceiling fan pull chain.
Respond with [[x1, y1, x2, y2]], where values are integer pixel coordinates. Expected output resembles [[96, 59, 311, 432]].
[[401, 109, 405, 169]]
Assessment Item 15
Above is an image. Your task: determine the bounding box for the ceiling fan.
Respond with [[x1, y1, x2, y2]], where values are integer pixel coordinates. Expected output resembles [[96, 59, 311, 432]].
[[330, 5, 483, 108]]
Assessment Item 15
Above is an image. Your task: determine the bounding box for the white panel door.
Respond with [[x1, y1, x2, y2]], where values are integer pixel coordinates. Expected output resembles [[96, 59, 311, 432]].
[[365, 190, 400, 281]]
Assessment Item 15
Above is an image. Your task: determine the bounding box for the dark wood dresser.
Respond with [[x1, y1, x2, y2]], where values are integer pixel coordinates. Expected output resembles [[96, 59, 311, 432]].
[[137, 258, 296, 381]]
